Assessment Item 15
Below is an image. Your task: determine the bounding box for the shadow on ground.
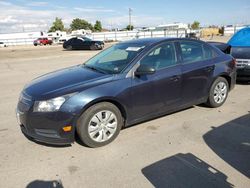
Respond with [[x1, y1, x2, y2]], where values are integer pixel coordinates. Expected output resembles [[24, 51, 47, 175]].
[[203, 113, 250, 178], [26, 180, 63, 188], [23, 133, 71, 148], [236, 80, 250, 85], [142, 153, 233, 188]]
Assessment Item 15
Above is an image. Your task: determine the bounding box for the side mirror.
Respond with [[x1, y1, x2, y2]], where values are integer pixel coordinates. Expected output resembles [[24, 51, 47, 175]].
[[134, 64, 156, 76]]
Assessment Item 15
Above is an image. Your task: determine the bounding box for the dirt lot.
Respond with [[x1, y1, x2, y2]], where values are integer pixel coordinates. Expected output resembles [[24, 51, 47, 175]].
[[0, 39, 249, 188]]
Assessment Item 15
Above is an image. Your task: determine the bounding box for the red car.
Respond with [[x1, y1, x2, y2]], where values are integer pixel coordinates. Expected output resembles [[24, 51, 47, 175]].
[[33, 38, 53, 46]]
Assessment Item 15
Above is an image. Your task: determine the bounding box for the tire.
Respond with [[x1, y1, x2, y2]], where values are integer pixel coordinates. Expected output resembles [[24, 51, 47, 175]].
[[206, 77, 229, 108], [66, 45, 72, 50], [34, 44, 37, 46], [77, 102, 123, 147], [90, 44, 97, 50], [100, 44, 104, 50]]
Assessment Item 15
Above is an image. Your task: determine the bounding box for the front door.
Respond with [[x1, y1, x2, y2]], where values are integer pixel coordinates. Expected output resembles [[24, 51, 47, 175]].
[[130, 42, 182, 121]]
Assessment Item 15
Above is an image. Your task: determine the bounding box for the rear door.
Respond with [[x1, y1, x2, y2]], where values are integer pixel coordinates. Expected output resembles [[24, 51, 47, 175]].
[[177, 40, 215, 104]]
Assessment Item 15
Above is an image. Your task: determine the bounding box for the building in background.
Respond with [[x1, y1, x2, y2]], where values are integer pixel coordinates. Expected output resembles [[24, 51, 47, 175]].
[[156, 23, 188, 30]]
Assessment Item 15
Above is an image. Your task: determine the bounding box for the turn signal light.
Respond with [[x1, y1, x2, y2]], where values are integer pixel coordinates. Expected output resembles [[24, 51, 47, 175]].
[[63, 125, 72, 132]]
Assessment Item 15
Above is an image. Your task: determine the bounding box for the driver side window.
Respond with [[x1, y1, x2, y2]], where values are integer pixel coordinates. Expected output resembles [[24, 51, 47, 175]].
[[140, 42, 177, 70]]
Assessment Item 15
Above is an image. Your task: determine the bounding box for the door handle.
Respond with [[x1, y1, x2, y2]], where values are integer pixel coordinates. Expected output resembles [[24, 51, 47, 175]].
[[170, 75, 180, 82]]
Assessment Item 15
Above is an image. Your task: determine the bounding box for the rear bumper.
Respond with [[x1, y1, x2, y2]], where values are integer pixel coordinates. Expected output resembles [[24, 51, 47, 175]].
[[229, 70, 237, 91]]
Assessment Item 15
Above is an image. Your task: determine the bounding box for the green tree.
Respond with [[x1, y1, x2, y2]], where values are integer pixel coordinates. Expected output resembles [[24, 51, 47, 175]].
[[126, 25, 134, 31], [70, 18, 93, 31], [191, 21, 200, 30], [49, 17, 65, 32], [94, 20, 102, 32]]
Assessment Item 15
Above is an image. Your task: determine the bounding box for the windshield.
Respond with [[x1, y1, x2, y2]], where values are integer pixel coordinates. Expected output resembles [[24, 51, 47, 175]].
[[84, 43, 145, 74], [81, 37, 91, 41]]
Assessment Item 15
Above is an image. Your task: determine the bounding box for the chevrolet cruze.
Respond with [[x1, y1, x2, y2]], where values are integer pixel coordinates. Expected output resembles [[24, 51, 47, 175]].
[[17, 38, 236, 147]]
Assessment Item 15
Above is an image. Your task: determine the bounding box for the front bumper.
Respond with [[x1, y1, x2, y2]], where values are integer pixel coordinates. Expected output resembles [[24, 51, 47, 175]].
[[17, 96, 76, 145], [237, 68, 250, 81]]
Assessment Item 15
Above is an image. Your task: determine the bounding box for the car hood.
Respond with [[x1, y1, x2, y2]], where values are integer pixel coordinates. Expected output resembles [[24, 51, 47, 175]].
[[24, 65, 113, 100]]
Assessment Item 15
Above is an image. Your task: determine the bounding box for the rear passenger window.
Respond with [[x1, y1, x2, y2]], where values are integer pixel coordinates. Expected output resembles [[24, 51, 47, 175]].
[[180, 41, 204, 63], [203, 45, 214, 59]]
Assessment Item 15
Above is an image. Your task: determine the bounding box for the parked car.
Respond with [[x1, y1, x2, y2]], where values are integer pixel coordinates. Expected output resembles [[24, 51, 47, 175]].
[[185, 32, 199, 40], [17, 38, 236, 147], [209, 28, 250, 81], [63, 37, 104, 50], [0, 42, 7, 47], [33, 38, 53, 46], [228, 27, 250, 81], [207, 42, 231, 54]]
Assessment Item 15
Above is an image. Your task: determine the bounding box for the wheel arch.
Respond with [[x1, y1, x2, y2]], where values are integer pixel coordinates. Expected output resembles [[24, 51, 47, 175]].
[[215, 73, 232, 90], [77, 97, 128, 127]]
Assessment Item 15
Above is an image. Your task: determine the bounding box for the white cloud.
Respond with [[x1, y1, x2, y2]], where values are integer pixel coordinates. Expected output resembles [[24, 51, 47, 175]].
[[74, 7, 115, 13], [27, 1, 48, 7], [0, 1, 166, 33], [103, 15, 166, 29]]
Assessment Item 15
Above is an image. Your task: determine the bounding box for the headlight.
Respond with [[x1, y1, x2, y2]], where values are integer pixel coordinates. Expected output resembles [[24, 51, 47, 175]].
[[33, 93, 75, 112]]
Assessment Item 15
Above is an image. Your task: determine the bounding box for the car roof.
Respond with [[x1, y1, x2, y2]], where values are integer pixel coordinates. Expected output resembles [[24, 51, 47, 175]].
[[120, 37, 205, 46]]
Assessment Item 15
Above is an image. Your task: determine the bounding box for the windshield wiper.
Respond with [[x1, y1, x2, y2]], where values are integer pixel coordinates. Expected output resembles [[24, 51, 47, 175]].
[[84, 65, 107, 74]]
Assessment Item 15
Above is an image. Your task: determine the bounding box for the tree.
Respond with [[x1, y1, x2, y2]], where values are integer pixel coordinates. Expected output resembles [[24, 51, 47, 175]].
[[94, 20, 102, 32], [70, 18, 93, 31], [219, 26, 224, 35], [126, 25, 134, 31], [191, 21, 200, 30], [49, 17, 65, 32]]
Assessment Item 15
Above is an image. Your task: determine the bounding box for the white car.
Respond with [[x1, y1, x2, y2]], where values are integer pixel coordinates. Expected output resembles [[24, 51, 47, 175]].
[[0, 42, 7, 48]]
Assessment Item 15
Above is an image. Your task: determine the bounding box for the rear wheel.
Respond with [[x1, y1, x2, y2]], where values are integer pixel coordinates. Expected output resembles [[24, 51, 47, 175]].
[[206, 77, 229, 108], [77, 102, 123, 147]]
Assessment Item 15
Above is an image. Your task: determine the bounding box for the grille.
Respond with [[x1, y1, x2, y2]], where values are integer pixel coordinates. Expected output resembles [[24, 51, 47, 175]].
[[236, 59, 250, 69]]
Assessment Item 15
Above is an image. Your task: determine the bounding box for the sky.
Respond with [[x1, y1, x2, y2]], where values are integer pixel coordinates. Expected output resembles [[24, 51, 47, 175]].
[[0, 0, 249, 33]]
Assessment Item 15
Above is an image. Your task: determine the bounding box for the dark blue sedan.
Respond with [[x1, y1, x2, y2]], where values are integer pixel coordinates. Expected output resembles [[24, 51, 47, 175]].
[[17, 38, 236, 147]]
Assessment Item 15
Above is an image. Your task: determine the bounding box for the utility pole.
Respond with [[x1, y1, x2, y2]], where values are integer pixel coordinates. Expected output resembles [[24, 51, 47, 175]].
[[129, 8, 132, 30]]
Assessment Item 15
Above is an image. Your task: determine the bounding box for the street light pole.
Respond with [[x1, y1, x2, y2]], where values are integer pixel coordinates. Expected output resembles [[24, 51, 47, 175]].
[[129, 8, 132, 30]]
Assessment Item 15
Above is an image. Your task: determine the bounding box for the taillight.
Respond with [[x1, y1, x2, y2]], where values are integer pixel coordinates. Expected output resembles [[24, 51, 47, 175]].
[[232, 58, 236, 68]]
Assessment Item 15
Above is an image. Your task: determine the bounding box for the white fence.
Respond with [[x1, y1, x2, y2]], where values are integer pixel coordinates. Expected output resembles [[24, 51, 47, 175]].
[[0, 29, 188, 46], [92, 29, 188, 41], [224, 26, 247, 36], [0, 37, 38, 46]]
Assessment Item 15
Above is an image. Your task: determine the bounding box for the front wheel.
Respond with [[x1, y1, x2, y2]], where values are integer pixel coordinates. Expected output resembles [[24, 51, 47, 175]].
[[77, 102, 123, 147], [206, 77, 229, 108], [90, 44, 97, 50]]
